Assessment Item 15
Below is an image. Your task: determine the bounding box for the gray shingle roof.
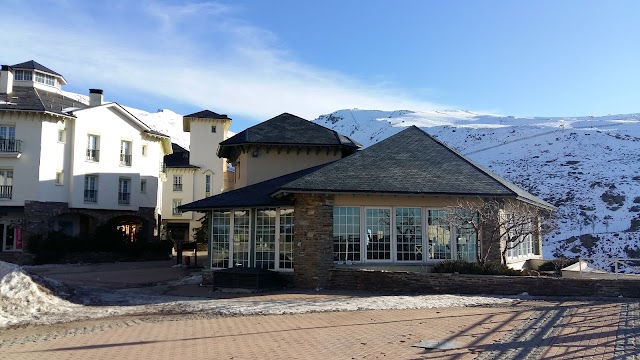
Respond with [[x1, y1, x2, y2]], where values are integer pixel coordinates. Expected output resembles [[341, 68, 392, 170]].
[[218, 113, 361, 158], [0, 87, 87, 116], [278, 126, 554, 209], [11, 60, 63, 77], [179, 163, 331, 211], [184, 110, 230, 119]]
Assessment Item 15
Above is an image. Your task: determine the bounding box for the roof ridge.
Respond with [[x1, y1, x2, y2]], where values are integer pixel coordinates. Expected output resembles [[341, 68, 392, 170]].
[[33, 88, 47, 112]]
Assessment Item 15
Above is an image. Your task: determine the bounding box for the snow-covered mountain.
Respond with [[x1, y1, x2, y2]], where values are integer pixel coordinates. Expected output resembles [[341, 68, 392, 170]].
[[315, 109, 640, 259]]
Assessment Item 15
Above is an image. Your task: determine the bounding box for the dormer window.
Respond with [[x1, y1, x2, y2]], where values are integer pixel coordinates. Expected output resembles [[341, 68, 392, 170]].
[[14, 70, 32, 81], [34, 72, 55, 86]]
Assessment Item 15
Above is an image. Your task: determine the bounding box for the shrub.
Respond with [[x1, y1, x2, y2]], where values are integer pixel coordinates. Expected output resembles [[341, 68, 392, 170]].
[[431, 260, 523, 276]]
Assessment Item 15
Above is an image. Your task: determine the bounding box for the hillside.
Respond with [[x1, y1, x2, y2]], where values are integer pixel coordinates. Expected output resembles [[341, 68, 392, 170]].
[[315, 109, 640, 259]]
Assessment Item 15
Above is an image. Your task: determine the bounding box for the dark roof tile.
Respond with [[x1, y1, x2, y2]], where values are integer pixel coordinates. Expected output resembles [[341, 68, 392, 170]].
[[11, 60, 63, 77], [179, 163, 331, 211], [279, 126, 554, 209], [0, 87, 86, 116], [184, 110, 230, 119]]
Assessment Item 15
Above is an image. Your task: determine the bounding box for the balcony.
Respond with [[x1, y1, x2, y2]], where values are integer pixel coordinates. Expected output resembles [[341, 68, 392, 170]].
[[0, 185, 12, 199], [84, 189, 98, 202], [86, 149, 100, 162], [118, 192, 131, 205], [173, 183, 183, 191], [120, 154, 132, 166], [0, 139, 22, 158]]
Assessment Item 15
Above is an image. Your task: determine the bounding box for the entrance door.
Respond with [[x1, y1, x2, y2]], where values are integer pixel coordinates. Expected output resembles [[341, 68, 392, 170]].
[[1, 224, 18, 252]]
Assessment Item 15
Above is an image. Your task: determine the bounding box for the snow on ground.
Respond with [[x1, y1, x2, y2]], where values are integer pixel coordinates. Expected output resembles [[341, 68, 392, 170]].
[[0, 261, 513, 329]]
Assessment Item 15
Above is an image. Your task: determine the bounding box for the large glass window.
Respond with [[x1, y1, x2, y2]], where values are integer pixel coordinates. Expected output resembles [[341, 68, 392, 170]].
[[396, 208, 423, 261], [366, 208, 391, 260], [428, 210, 451, 260], [233, 210, 251, 267], [211, 211, 230, 268], [456, 225, 477, 262], [279, 209, 294, 269], [255, 209, 276, 269], [333, 207, 360, 262]]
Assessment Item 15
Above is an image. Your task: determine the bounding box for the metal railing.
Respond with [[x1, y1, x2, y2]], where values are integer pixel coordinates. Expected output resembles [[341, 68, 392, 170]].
[[577, 257, 640, 278], [84, 189, 98, 202], [0, 139, 22, 153], [0, 185, 12, 199], [173, 183, 183, 191], [120, 154, 132, 166], [86, 149, 100, 162], [118, 192, 131, 205]]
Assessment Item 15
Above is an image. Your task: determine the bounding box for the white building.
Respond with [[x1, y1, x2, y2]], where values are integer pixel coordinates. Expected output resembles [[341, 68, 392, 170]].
[[0, 60, 172, 262], [161, 111, 230, 243]]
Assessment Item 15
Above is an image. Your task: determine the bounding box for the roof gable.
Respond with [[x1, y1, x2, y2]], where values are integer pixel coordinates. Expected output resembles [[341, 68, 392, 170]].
[[279, 126, 553, 209]]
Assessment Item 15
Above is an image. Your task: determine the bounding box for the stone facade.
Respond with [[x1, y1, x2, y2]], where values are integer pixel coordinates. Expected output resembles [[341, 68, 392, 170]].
[[292, 193, 335, 288], [23, 201, 158, 250], [329, 268, 640, 298]]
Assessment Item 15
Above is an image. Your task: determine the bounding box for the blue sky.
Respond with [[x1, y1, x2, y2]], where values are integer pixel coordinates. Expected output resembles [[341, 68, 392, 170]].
[[2, 0, 640, 131]]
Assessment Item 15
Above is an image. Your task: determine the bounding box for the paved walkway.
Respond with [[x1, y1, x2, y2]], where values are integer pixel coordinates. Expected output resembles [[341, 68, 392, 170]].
[[6, 261, 638, 359], [1, 300, 638, 359]]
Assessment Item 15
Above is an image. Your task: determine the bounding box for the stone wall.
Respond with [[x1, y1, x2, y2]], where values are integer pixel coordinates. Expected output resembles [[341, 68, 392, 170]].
[[293, 193, 335, 288], [329, 268, 640, 298]]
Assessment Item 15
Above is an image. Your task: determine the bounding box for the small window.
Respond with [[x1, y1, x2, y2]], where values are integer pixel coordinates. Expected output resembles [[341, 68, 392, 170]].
[[84, 175, 98, 202], [140, 179, 147, 193], [120, 140, 132, 166], [86, 134, 100, 162], [205, 174, 211, 197], [211, 125, 216, 133], [118, 178, 131, 205], [14, 70, 32, 81], [173, 175, 182, 191], [142, 144, 148, 156], [55, 172, 64, 185], [58, 129, 66, 143], [172, 199, 182, 215]]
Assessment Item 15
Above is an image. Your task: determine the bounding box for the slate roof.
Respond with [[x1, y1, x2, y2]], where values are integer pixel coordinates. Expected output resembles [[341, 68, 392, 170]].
[[164, 143, 198, 168], [184, 110, 230, 119], [218, 113, 361, 158], [11, 60, 63, 77], [0, 86, 87, 116], [179, 163, 331, 211], [278, 126, 554, 209]]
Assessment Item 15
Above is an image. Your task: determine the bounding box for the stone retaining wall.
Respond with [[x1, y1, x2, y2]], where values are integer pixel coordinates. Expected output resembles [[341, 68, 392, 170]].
[[329, 268, 640, 298]]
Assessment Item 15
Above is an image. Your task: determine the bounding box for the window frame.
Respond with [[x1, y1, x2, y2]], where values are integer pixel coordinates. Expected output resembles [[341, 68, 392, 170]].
[[86, 134, 100, 162], [118, 177, 131, 205], [173, 175, 183, 192], [172, 199, 182, 215], [0, 169, 13, 200], [120, 140, 132, 166], [83, 175, 98, 203], [140, 179, 147, 193]]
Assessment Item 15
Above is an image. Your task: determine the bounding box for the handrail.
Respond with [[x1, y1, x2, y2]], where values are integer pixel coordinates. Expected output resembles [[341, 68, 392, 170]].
[[577, 257, 640, 278]]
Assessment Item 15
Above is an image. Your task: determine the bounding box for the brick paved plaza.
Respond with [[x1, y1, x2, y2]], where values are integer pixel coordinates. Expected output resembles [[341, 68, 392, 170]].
[[1, 299, 637, 360]]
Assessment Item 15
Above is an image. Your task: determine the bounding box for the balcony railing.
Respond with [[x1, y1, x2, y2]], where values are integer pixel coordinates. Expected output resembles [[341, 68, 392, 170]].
[[0, 139, 22, 153], [0, 185, 12, 199], [118, 192, 131, 205], [84, 189, 98, 202], [172, 208, 182, 215], [120, 154, 132, 166], [86, 149, 100, 162], [173, 183, 183, 191]]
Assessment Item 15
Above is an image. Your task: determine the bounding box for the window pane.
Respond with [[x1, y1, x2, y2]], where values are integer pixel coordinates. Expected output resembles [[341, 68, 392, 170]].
[[396, 208, 422, 261], [333, 207, 360, 262], [254, 209, 276, 269], [428, 210, 451, 260], [211, 211, 230, 268], [233, 210, 251, 267], [366, 208, 391, 260], [279, 209, 294, 269]]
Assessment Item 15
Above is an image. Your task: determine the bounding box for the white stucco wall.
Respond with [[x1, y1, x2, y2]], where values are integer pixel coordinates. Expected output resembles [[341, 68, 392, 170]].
[[0, 111, 44, 206], [38, 119, 69, 202], [188, 118, 228, 198], [68, 105, 165, 211]]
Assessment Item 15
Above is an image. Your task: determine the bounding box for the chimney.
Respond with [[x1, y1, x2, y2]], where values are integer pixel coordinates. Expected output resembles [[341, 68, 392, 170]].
[[89, 88, 103, 107], [0, 65, 14, 94]]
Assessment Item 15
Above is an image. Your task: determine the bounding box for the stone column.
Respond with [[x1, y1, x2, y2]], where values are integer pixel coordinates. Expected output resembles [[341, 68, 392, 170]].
[[293, 193, 335, 288]]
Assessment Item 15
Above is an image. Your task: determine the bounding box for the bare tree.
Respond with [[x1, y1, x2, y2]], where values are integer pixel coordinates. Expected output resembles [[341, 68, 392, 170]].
[[447, 198, 556, 265]]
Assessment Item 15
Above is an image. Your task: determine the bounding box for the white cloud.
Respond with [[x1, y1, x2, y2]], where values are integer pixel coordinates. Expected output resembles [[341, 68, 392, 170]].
[[0, 1, 444, 121]]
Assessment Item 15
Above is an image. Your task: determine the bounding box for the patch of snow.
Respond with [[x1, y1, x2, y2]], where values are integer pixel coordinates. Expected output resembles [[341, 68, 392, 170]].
[[1, 261, 513, 328]]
